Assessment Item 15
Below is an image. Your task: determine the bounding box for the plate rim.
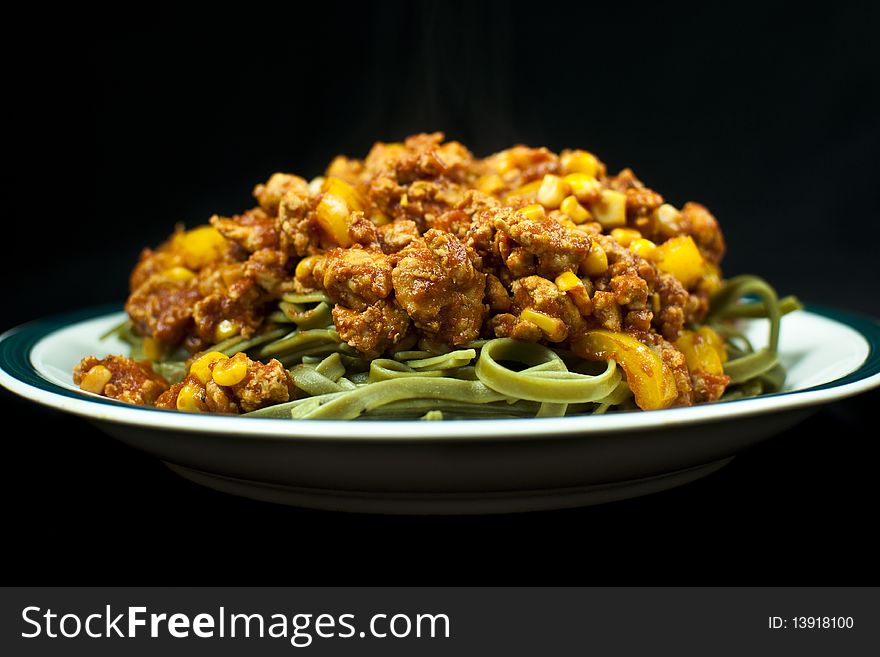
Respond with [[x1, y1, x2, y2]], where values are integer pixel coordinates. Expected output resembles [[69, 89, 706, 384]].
[[1, 303, 879, 443]]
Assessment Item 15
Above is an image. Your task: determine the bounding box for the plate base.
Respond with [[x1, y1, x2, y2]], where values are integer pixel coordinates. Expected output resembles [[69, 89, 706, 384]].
[[165, 458, 734, 515]]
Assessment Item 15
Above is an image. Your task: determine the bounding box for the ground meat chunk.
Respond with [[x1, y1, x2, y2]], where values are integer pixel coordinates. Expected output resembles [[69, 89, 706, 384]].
[[652, 338, 694, 407], [484, 145, 561, 191], [493, 207, 593, 278], [348, 213, 381, 249], [232, 357, 296, 412], [431, 190, 501, 239], [191, 290, 265, 345], [317, 247, 393, 310], [244, 248, 293, 296], [464, 208, 501, 263], [490, 312, 543, 342], [691, 371, 731, 404], [653, 272, 689, 341], [380, 132, 474, 184], [253, 173, 310, 215], [377, 219, 420, 254], [510, 275, 584, 342], [211, 207, 280, 252], [129, 246, 185, 291], [74, 355, 169, 405], [126, 274, 202, 345], [485, 273, 511, 312], [591, 291, 622, 332], [681, 202, 726, 263], [332, 300, 411, 358], [605, 168, 664, 216], [391, 229, 487, 345], [278, 188, 320, 257]]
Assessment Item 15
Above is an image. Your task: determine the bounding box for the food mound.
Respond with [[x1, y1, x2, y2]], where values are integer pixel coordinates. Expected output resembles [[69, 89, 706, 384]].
[[73, 133, 795, 419]]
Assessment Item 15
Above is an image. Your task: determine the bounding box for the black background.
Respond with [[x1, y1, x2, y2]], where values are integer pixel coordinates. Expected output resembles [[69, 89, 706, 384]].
[[3, 3, 878, 583]]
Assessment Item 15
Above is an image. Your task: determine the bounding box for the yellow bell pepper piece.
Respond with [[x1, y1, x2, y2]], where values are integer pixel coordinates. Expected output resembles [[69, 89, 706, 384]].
[[176, 226, 228, 270], [572, 330, 678, 410], [315, 194, 353, 247], [654, 235, 706, 288], [698, 326, 727, 363], [321, 176, 364, 211], [675, 328, 726, 375]]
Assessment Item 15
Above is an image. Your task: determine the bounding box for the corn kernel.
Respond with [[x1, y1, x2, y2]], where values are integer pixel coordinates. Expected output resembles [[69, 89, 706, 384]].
[[190, 351, 229, 385], [295, 255, 323, 282], [212, 352, 249, 387], [561, 150, 600, 177], [580, 244, 608, 276], [518, 204, 546, 221], [80, 365, 112, 394], [537, 174, 569, 209], [610, 228, 642, 247], [560, 195, 590, 223], [630, 238, 659, 259], [214, 319, 240, 342], [180, 226, 228, 270], [503, 179, 543, 201], [558, 218, 577, 230], [555, 271, 594, 314], [563, 173, 601, 203], [590, 190, 628, 229], [176, 383, 206, 413], [143, 337, 163, 362], [321, 176, 364, 211], [520, 308, 567, 342], [162, 266, 196, 282], [555, 271, 582, 292], [654, 235, 706, 288], [315, 194, 353, 247], [476, 174, 504, 195]]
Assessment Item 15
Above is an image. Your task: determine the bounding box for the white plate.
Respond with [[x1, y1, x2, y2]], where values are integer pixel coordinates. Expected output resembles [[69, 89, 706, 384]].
[[2, 304, 878, 514]]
